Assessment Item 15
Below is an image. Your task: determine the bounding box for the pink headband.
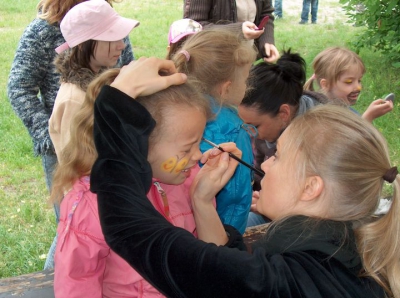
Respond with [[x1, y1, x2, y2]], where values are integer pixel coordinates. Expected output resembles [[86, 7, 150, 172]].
[[179, 50, 190, 62]]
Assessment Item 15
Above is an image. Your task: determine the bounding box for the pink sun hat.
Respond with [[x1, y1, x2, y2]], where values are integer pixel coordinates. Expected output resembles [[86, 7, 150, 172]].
[[168, 18, 202, 45], [56, 0, 139, 54]]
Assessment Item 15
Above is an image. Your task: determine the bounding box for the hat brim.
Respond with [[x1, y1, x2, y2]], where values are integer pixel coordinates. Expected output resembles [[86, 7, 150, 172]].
[[169, 32, 197, 45], [92, 17, 140, 42]]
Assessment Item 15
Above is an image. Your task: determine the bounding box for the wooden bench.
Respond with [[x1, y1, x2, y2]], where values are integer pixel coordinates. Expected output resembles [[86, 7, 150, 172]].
[[0, 224, 269, 297], [0, 270, 55, 298]]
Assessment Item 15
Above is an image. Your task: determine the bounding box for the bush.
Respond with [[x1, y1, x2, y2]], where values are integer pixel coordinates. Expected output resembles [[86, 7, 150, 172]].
[[339, 0, 400, 67]]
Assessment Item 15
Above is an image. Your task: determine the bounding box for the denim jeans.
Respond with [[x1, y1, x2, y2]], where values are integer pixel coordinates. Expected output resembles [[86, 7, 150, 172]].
[[274, 0, 282, 18], [300, 0, 319, 22], [44, 234, 58, 270], [41, 153, 60, 270]]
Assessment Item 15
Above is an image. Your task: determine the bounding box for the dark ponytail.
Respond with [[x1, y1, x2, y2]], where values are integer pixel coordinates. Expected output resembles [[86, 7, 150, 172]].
[[241, 49, 306, 116]]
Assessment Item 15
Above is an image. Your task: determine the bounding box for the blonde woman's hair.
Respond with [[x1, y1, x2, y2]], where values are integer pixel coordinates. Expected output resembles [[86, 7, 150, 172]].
[[172, 28, 257, 103], [304, 47, 365, 92], [37, 0, 117, 24], [50, 68, 212, 204], [283, 104, 400, 297]]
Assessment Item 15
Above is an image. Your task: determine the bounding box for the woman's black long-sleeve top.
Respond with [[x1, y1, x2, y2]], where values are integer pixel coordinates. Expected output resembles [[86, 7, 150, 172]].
[[90, 85, 384, 298]]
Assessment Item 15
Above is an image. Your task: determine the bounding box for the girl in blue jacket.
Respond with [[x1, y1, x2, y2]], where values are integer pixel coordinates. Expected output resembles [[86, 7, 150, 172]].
[[171, 28, 257, 233]]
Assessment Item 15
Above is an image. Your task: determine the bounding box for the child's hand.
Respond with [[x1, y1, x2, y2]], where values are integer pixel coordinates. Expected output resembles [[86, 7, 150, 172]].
[[362, 99, 393, 122], [111, 57, 187, 98], [250, 191, 260, 213], [242, 21, 264, 40], [190, 143, 241, 205]]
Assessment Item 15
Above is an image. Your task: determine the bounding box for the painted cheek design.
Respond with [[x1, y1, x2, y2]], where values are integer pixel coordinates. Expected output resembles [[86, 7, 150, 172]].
[[160, 156, 189, 173], [174, 158, 189, 173], [161, 157, 178, 173]]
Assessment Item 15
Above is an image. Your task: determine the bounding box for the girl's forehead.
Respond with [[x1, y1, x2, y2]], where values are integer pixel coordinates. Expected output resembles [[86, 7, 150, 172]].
[[340, 65, 364, 79]]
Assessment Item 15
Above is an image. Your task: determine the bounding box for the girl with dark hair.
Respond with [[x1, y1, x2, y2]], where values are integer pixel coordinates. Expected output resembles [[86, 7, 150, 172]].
[[238, 50, 328, 225]]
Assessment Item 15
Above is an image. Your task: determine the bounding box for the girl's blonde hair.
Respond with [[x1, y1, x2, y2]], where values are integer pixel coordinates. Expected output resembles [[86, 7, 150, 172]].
[[50, 68, 212, 204], [37, 0, 117, 24], [304, 47, 365, 92], [283, 104, 400, 297], [172, 28, 257, 103]]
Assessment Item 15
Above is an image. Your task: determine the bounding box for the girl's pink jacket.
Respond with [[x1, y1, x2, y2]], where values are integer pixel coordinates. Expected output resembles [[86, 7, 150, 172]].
[[54, 165, 201, 297]]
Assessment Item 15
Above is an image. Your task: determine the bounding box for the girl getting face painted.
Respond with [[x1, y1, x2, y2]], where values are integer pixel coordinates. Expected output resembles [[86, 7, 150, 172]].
[[148, 106, 206, 185], [51, 64, 213, 297]]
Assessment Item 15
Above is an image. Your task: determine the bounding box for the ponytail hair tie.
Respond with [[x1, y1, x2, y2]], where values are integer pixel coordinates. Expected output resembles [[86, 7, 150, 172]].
[[179, 50, 190, 62], [311, 73, 316, 80], [383, 166, 398, 183]]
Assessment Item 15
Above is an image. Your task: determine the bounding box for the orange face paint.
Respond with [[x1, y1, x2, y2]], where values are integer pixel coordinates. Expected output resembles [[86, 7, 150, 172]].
[[160, 156, 189, 173], [174, 159, 189, 173], [161, 157, 178, 172]]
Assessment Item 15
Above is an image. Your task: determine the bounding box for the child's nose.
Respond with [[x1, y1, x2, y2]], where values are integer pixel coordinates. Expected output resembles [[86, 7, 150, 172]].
[[117, 40, 126, 50], [193, 148, 203, 161]]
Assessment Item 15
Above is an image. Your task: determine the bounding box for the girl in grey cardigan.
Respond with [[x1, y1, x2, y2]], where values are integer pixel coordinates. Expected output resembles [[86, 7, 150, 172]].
[[7, 0, 133, 191], [7, 0, 134, 269]]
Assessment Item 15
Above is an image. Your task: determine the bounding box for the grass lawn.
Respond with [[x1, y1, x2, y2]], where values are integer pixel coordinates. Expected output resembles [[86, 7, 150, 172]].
[[0, 0, 399, 277]]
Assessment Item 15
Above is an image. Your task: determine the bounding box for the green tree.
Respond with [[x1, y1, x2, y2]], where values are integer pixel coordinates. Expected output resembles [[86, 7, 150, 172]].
[[340, 0, 400, 67]]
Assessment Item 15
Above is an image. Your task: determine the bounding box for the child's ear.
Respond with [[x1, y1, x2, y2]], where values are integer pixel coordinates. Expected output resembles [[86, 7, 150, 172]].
[[320, 78, 328, 90], [219, 81, 232, 101], [166, 45, 170, 52], [300, 175, 324, 202]]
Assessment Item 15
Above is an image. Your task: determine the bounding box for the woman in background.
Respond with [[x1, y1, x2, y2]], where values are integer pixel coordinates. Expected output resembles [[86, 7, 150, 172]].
[[183, 0, 280, 62]]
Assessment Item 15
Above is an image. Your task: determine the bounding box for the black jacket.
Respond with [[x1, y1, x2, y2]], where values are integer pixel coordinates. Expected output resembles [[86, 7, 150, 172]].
[[90, 86, 384, 298]]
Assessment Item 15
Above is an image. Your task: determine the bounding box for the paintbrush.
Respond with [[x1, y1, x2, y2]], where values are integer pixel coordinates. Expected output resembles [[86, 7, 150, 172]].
[[202, 138, 265, 177]]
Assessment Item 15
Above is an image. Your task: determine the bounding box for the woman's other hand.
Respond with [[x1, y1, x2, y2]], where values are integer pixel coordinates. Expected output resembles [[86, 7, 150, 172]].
[[111, 57, 187, 98], [263, 43, 280, 62], [242, 21, 264, 40], [250, 191, 260, 213]]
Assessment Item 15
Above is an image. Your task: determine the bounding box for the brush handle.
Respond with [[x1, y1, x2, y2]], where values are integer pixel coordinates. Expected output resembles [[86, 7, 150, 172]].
[[202, 138, 265, 177], [226, 152, 265, 177]]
